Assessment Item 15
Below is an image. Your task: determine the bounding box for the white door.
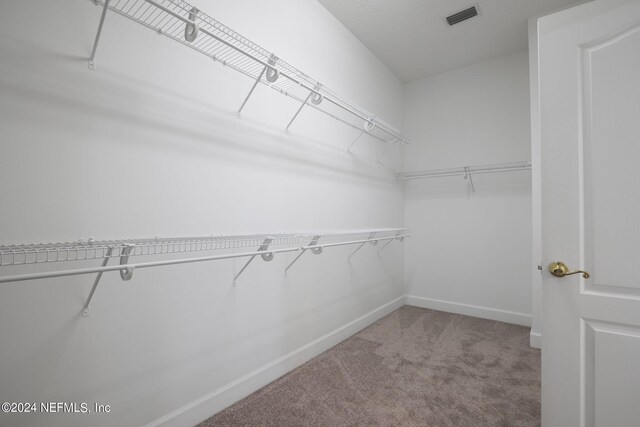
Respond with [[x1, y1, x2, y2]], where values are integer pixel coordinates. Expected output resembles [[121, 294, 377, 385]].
[[539, 0, 640, 426]]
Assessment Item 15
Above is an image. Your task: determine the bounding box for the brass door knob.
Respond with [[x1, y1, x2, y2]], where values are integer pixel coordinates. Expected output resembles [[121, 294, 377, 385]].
[[548, 261, 590, 279]]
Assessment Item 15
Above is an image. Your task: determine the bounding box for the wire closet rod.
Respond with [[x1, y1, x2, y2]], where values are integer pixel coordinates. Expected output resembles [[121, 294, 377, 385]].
[[1, 230, 407, 315], [0, 247, 300, 284], [396, 161, 532, 181], [89, 0, 410, 148]]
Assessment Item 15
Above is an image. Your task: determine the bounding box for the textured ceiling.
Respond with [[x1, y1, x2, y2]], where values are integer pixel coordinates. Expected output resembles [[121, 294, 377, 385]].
[[317, 0, 585, 82]]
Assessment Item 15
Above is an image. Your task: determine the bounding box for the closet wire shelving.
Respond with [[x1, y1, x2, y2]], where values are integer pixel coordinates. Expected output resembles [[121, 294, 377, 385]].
[[89, 0, 409, 154], [0, 229, 408, 316], [396, 161, 532, 192]]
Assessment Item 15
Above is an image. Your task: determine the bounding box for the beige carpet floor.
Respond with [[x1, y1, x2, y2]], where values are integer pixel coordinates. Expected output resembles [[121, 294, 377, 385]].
[[199, 306, 541, 426]]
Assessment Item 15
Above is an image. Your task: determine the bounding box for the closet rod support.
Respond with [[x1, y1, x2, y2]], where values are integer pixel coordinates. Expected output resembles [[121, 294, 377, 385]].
[[348, 131, 365, 153], [286, 92, 313, 131], [238, 66, 267, 114], [348, 232, 376, 262], [119, 244, 135, 280], [285, 249, 306, 273], [378, 231, 402, 254], [233, 237, 274, 284], [377, 239, 394, 254], [285, 235, 321, 273], [464, 167, 475, 193], [89, 0, 111, 70], [238, 55, 276, 114], [82, 246, 114, 317], [349, 120, 374, 153]]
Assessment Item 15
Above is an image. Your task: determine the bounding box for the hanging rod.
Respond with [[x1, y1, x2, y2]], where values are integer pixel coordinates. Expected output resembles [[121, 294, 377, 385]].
[[0, 247, 302, 284], [88, 0, 410, 148], [0, 229, 408, 315], [396, 161, 532, 181]]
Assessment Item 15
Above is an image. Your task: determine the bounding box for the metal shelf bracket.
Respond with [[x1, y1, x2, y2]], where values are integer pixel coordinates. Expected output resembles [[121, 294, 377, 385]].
[[348, 119, 375, 153], [184, 7, 199, 43], [82, 246, 114, 317], [348, 131, 365, 153], [463, 166, 475, 193], [265, 55, 280, 83], [233, 237, 274, 284], [119, 244, 135, 281], [285, 235, 322, 274], [88, 0, 111, 70], [286, 83, 322, 131], [348, 232, 377, 262], [378, 231, 403, 254], [310, 88, 323, 106], [238, 54, 278, 113]]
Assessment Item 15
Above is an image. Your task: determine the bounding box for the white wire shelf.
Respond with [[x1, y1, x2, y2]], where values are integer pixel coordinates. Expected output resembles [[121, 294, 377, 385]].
[[0, 229, 408, 316], [397, 161, 532, 180], [0, 230, 402, 266], [396, 161, 531, 192], [89, 0, 409, 150]]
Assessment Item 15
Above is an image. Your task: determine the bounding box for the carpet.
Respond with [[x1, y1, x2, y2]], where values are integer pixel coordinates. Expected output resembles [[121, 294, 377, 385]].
[[199, 306, 540, 426]]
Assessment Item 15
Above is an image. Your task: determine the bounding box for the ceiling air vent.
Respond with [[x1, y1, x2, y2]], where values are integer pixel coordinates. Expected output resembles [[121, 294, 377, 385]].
[[446, 6, 479, 26]]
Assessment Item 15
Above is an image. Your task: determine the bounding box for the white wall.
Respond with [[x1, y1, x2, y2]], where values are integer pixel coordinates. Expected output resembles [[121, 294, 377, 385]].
[[0, 1, 405, 426], [403, 50, 533, 326]]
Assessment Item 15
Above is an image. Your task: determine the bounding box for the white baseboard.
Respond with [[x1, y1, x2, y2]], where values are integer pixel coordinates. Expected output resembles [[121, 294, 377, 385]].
[[529, 331, 542, 349], [146, 295, 535, 426], [145, 295, 406, 427], [405, 295, 532, 327]]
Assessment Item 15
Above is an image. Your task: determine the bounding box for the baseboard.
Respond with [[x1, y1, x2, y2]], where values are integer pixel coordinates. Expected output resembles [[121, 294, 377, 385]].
[[405, 295, 532, 327], [145, 295, 406, 427], [529, 331, 542, 349]]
